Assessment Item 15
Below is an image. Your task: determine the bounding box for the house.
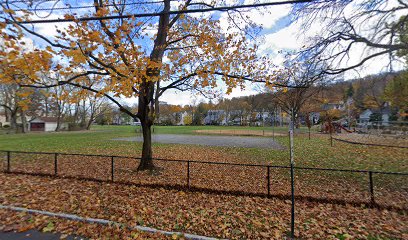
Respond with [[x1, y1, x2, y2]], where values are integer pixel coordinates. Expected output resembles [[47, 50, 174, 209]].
[[358, 109, 373, 126], [204, 110, 227, 125], [357, 103, 391, 127], [322, 102, 345, 111], [252, 111, 271, 126], [29, 117, 68, 132], [309, 112, 320, 124], [176, 111, 190, 125]]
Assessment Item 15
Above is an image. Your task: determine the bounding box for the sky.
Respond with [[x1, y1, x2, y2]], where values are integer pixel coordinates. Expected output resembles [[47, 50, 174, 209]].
[[2, 0, 405, 106]]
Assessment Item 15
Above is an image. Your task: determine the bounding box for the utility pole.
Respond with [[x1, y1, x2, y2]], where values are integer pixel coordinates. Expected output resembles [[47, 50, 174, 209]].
[[289, 108, 295, 239], [272, 109, 275, 140]]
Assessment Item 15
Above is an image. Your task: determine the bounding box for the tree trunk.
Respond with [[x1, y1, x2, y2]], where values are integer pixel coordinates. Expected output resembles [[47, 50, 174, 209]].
[[137, 76, 156, 171], [10, 111, 17, 132], [56, 110, 62, 131], [136, 0, 170, 170], [138, 120, 155, 170], [4, 106, 10, 122], [20, 110, 28, 133], [86, 112, 94, 130], [81, 99, 86, 127], [44, 98, 49, 117]]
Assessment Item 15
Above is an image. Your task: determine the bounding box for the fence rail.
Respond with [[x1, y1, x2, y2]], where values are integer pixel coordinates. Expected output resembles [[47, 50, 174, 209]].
[[1, 150, 407, 208], [333, 137, 408, 149]]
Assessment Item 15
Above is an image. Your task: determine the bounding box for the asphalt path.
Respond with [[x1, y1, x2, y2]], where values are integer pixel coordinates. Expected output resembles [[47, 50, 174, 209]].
[[0, 230, 85, 240], [114, 134, 285, 149]]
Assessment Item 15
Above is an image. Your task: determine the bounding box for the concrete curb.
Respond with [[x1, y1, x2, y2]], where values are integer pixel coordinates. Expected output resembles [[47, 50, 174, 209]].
[[0, 205, 224, 240]]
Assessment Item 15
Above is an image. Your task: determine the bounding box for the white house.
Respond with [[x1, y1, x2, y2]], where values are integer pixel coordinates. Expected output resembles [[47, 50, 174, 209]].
[[29, 117, 68, 132], [177, 111, 190, 125], [358, 106, 391, 127], [204, 110, 227, 125], [358, 109, 372, 125]]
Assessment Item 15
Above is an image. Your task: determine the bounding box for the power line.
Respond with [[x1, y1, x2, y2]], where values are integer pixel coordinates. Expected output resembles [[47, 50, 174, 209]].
[[7, 0, 318, 24], [0, 0, 61, 6], [2, 0, 167, 12], [1, 0, 57, 4]]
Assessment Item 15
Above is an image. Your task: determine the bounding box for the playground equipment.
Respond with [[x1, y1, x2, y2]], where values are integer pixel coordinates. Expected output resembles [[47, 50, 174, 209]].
[[322, 122, 353, 134]]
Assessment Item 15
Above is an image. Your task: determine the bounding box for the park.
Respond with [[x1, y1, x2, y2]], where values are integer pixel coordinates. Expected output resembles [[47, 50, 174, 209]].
[[1, 125, 407, 239], [1, 0, 407, 239]]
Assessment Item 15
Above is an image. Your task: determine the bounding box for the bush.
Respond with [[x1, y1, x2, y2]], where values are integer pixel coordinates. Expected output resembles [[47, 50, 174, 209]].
[[68, 123, 87, 131]]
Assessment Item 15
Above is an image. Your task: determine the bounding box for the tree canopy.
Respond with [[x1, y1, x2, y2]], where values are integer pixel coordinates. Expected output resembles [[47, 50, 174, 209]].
[[0, 0, 281, 169]]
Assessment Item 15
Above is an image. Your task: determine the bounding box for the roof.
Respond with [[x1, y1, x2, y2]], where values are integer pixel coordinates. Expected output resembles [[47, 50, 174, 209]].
[[30, 117, 60, 123]]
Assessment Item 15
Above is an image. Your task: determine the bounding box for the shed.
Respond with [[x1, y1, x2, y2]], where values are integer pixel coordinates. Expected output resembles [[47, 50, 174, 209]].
[[0, 112, 6, 127], [29, 117, 68, 132]]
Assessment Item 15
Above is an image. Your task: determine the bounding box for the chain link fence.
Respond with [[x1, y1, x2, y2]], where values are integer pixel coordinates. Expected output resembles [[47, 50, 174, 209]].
[[2, 150, 407, 210]]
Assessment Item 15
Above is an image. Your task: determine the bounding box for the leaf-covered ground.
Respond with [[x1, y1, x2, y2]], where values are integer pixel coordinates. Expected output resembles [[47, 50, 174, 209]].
[[1, 173, 407, 239], [4, 152, 407, 208]]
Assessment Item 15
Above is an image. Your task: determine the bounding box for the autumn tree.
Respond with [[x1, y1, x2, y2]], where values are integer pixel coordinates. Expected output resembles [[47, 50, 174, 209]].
[[227, 97, 251, 126], [95, 102, 116, 125], [49, 84, 68, 131], [84, 94, 109, 130], [217, 98, 232, 125], [0, 59, 34, 132], [244, 95, 262, 126], [293, 1, 408, 74], [158, 104, 182, 125], [0, 84, 22, 131], [269, 54, 329, 125], [383, 71, 408, 118], [1, 0, 280, 170], [192, 101, 209, 125], [183, 114, 192, 126]]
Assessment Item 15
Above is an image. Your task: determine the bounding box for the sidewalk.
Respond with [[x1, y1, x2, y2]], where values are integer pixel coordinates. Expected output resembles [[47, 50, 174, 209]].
[[0, 230, 85, 240]]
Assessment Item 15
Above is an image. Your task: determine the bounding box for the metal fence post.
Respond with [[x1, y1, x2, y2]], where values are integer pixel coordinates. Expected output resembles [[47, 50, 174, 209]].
[[289, 109, 295, 239], [111, 156, 114, 182], [369, 171, 375, 204], [187, 161, 190, 189], [54, 153, 58, 175], [330, 132, 333, 147], [267, 166, 270, 196], [6, 151, 10, 173]]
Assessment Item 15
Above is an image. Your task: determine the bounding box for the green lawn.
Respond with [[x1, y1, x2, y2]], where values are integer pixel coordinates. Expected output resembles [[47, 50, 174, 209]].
[[0, 125, 406, 172]]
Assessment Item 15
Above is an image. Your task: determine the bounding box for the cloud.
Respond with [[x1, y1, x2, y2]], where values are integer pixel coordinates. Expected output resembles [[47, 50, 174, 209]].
[[219, 0, 291, 34], [160, 90, 204, 106], [243, 0, 291, 29], [20, 36, 34, 51], [224, 86, 259, 99], [29, 12, 72, 40]]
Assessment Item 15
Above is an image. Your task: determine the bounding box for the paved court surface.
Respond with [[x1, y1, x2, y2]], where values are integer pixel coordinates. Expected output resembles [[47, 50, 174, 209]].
[[114, 134, 285, 149]]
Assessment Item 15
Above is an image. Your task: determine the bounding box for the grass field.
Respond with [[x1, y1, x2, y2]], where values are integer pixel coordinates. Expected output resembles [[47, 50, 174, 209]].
[[0, 125, 406, 172]]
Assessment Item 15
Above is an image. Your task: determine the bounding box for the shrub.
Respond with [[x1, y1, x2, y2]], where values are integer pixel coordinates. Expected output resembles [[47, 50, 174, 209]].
[[68, 123, 87, 131]]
